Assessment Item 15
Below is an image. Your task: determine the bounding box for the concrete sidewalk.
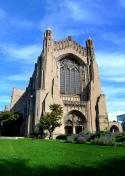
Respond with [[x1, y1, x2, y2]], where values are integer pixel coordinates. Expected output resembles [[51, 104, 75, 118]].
[[0, 136, 24, 140]]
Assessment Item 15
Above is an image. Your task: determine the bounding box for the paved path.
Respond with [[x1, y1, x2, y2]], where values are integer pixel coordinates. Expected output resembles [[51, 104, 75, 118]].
[[0, 136, 24, 140]]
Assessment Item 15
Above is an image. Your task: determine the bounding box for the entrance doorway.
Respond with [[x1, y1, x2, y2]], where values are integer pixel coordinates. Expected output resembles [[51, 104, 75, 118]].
[[75, 126, 82, 134], [65, 126, 73, 135], [65, 110, 87, 135], [110, 125, 119, 132]]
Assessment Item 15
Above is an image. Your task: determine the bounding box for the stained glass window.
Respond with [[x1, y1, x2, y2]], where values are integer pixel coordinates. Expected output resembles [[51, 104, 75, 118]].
[[60, 57, 83, 95], [71, 68, 76, 94], [60, 67, 65, 94], [66, 68, 70, 94]]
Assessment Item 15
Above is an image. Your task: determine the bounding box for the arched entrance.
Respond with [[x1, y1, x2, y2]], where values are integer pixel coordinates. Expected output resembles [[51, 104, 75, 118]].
[[110, 125, 119, 133], [65, 110, 87, 135]]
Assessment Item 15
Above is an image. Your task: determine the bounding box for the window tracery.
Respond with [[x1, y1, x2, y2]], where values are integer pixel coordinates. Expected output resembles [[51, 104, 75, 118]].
[[60, 58, 84, 95], [65, 114, 85, 126]]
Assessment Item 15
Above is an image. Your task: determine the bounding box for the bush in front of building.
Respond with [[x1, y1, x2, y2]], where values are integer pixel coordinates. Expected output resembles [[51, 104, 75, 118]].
[[92, 135, 115, 146], [66, 134, 78, 143], [65, 131, 91, 144], [56, 134, 68, 140], [115, 132, 125, 142], [63, 131, 125, 146], [90, 132, 117, 146], [88, 132, 125, 146], [76, 131, 92, 144], [65, 131, 117, 145], [113, 142, 125, 147]]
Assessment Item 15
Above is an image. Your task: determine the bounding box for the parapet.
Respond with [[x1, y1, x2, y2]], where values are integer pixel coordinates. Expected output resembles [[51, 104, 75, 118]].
[[53, 36, 87, 57]]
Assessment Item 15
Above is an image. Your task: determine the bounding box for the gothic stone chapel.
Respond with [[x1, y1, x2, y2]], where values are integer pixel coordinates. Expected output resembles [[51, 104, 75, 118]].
[[11, 29, 109, 137]]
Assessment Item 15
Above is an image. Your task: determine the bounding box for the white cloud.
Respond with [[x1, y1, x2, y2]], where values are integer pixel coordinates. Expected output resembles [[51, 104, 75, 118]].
[[107, 100, 125, 120], [102, 86, 125, 95], [4, 73, 30, 82], [101, 32, 125, 45], [0, 44, 41, 62], [97, 52, 125, 68], [0, 81, 13, 91], [62, 0, 111, 24], [95, 51, 125, 121], [96, 52, 125, 83], [39, 0, 111, 40], [103, 76, 125, 82], [108, 111, 125, 121], [65, 1, 91, 21], [0, 96, 10, 103]]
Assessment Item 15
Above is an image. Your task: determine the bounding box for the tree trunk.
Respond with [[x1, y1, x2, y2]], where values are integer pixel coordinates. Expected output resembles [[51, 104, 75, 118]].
[[49, 131, 53, 139]]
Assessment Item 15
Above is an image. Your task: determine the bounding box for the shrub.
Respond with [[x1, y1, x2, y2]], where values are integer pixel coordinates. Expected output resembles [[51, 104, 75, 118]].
[[114, 142, 125, 147], [66, 135, 78, 143], [76, 135, 88, 144], [56, 134, 67, 140], [76, 131, 91, 144], [89, 132, 101, 141], [91, 133, 115, 146], [115, 133, 125, 142], [65, 131, 125, 146]]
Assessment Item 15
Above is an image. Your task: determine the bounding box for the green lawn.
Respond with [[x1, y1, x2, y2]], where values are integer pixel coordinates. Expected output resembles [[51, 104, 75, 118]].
[[0, 139, 125, 176]]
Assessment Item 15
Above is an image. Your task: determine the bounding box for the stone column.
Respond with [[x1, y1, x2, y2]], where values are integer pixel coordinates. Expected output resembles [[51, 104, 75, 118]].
[[73, 126, 76, 134]]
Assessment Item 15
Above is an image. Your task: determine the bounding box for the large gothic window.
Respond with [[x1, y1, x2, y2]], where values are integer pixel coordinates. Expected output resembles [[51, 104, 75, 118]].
[[60, 57, 83, 95]]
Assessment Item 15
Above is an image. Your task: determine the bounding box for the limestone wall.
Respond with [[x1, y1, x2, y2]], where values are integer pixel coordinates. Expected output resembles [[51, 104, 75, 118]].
[[97, 95, 109, 131], [10, 88, 25, 113], [109, 121, 123, 132]]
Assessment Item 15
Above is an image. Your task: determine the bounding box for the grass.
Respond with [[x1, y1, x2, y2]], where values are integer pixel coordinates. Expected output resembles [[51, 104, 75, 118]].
[[0, 139, 125, 176]]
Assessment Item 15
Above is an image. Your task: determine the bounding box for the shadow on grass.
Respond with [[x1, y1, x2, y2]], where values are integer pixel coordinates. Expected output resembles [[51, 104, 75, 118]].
[[0, 157, 125, 176]]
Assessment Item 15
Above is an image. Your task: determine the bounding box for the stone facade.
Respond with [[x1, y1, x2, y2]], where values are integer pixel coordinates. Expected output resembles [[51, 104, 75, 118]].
[[109, 121, 123, 132], [11, 88, 25, 112], [11, 29, 114, 137]]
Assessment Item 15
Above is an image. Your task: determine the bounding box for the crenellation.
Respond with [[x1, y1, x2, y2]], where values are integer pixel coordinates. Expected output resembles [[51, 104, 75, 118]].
[[53, 38, 86, 58]]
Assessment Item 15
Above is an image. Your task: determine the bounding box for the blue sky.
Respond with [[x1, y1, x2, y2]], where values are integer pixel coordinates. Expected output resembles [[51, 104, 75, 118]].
[[0, 0, 125, 121]]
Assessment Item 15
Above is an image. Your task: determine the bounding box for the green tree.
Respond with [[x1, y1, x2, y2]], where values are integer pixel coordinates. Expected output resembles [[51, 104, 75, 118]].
[[39, 104, 63, 139], [0, 111, 22, 136], [0, 111, 21, 122]]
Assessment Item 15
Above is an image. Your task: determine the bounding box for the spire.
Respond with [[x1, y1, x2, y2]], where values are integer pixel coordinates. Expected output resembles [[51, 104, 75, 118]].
[[86, 37, 95, 60], [86, 37, 94, 49], [47, 27, 52, 31], [43, 28, 53, 55], [44, 27, 53, 40], [88, 36, 92, 40]]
